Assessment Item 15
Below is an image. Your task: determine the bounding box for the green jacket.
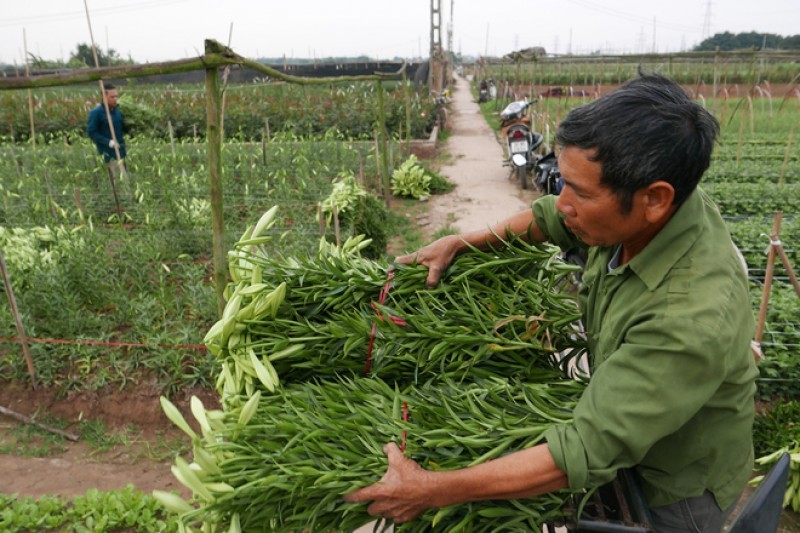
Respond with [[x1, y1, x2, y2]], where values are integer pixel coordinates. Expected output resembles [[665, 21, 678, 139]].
[[536, 188, 758, 509]]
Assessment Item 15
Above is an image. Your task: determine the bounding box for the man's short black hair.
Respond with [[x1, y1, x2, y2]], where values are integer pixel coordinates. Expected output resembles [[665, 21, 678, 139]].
[[103, 83, 116, 92], [556, 73, 719, 212]]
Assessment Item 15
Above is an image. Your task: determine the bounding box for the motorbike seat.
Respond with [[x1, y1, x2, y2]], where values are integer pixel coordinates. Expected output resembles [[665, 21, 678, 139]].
[[531, 133, 544, 150]]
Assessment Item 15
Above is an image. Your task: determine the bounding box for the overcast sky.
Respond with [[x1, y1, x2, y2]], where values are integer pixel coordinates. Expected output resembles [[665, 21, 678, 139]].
[[2, 0, 798, 65]]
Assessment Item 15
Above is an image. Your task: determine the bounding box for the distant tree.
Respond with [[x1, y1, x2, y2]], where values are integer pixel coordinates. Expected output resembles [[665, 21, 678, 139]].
[[69, 43, 133, 67], [694, 32, 800, 51]]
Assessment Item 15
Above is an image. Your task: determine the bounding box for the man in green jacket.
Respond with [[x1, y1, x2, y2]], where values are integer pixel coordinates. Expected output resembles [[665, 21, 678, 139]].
[[345, 74, 758, 532]]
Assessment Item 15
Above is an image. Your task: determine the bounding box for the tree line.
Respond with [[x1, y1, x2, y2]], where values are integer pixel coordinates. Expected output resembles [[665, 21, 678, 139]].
[[694, 32, 800, 52]]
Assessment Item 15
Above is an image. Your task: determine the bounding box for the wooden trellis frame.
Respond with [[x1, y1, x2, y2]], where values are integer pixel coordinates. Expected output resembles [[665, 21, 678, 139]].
[[0, 39, 409, 317], [753, 211, 800, 361]]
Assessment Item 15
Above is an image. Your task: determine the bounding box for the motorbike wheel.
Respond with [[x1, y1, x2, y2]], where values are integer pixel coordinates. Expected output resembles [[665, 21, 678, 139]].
[[516, 165, 529, 189]]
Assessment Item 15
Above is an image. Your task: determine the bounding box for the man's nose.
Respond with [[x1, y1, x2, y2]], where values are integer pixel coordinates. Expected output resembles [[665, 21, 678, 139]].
[[555, 191, 575, 217]]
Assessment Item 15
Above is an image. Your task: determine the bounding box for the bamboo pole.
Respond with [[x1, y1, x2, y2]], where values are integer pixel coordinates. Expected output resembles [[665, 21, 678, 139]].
[[0, 250, 37, 389], [167, 120, 176, 156], [23, 29, 35, 150], [755, 212, 782, 347], [43, 168, 57, 218], [83, 0, 125, 221], [0, 405, 80, 441], [778, 127, 795, 187], [333, 204, 341, 246], [403, 68, 411, 152], [376, 80, 391, 206], [205, 51, 226, 318], [775, 244, 800, 299], [317, 205, 326, 237], [219, 23, 234, 141], [736, 101, 746, 163]]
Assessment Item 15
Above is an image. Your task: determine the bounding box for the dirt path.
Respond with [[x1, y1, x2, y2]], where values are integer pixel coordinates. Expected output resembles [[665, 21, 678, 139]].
[[0, 76, 536, 502], [425, 74, 539, 233]]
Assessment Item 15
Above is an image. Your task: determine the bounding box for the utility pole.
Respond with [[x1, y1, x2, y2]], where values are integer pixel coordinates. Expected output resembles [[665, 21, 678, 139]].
[[702, 0, 713, 40], [652, 17, 656, 53], [447, 0, 454, 58], [429, 0, 443, 91]]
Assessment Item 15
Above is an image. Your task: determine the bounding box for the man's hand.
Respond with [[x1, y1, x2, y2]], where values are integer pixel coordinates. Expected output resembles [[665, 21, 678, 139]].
[[108, 139, 117, 148], [343, 443, 435, 524], [394, 235, 463, 289]]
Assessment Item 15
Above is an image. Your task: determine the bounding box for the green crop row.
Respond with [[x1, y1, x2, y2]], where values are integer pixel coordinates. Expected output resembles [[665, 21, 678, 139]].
[[0, 136, 423, 395], [0, 81, 437, 143], [474, 55, 800, 86]]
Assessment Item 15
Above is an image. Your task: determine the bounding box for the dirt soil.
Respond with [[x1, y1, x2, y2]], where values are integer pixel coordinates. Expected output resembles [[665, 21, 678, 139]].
[[0, 73, 535, 501]]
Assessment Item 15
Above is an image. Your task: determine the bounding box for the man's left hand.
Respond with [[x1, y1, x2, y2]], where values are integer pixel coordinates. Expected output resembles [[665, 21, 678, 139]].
[[343, 442, 435, 523]]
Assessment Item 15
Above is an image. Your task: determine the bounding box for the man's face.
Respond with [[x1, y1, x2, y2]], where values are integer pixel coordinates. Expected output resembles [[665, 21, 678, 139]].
[[103, 89, 118, 109], [555, 146, 649, 248]]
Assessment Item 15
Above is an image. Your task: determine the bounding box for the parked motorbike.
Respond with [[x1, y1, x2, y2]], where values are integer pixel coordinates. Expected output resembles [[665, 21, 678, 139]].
[[500, 98, 543, 189], [532, 152, 587, 276], [533, 151, 563, 194], [478, 80, 489, 103]]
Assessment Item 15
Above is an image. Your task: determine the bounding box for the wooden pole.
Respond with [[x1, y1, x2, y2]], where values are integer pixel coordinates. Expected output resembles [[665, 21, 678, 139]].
[[205, 51, 226, 318], [167, 120, 176, 156], [754, 212, 782, 346], [0, 42, 405, 91], [219, 23, 234, 142], [23, 29, 35, 150], [332, 204, 341, 246], [775, 244, 800, 298], [83, 0, 125, 223], [43, 168, 57, 218], [0, 250, 37, 389], [778, 127, 795, 187], [317, 205, 326, 237], [736, 101, 746, 163], [376, 80, 391, 206], [403, 68, 412, 150], [0, 405, 79, 441]]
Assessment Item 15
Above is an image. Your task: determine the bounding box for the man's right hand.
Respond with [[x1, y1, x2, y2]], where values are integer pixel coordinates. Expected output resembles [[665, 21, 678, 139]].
[[108, 140, 117, 148], [394, 235, 464, 288]]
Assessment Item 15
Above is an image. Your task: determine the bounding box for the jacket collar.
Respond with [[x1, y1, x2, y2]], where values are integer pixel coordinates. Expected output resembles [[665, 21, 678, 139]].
[[611, 188, 705, 291]]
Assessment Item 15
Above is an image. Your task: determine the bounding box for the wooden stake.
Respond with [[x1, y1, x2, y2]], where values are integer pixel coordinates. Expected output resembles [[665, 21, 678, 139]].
[[167, 120, 176, 156], [755, 212, 782, 347], [736, 102, 746, 163], [23, 29, 35, 150], [318, 205, 326, 237], [73, 187, 85, 222], [82, 0, 126, 221], [0, 405, 79, 441], [0, 251, 37, 389], [43, 168, 57, 218], [332, 204, 341, 246], [778, 127, 795, 187], [205, 51, 226, 318]]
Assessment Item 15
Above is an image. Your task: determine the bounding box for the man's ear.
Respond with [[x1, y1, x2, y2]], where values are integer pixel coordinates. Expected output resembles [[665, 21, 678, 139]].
[[642, 181, 676, 223]]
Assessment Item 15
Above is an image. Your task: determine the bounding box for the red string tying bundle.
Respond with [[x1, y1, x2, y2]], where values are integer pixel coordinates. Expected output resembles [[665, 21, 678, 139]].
[[364, 271, 406, 375], [400, 402, 410, 452]]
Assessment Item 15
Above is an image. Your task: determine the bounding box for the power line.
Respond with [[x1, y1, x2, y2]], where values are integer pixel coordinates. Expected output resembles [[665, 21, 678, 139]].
[[566, 0, 701, 34], [1, 0, 193, 28]]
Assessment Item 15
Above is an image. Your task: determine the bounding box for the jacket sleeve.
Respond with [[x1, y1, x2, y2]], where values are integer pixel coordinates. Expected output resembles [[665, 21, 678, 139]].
[[546, 313, 734, 490], [87, 107, 110, 146]]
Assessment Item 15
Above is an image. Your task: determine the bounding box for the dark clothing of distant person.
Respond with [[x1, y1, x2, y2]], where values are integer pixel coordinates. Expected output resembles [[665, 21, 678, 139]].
[[87, 103, 126, 162]]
